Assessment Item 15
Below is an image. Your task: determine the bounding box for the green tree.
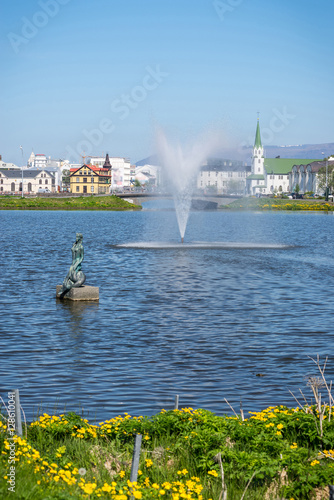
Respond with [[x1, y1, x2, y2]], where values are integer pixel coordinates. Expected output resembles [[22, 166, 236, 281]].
[[227, 179, 244, 195], [295, 183, 300, 194], [317, 165, 334, 194], [62, 169, 70, 189]]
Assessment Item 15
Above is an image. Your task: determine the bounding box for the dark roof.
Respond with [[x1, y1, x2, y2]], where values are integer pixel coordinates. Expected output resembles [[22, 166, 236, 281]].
[[103, 153, 112, 169], [0, 169, 54, 179], [201, 158, 250, 172]]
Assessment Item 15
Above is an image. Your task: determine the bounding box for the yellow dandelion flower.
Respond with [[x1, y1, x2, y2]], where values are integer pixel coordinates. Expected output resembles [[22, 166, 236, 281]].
[[208, 470, 218, 477]]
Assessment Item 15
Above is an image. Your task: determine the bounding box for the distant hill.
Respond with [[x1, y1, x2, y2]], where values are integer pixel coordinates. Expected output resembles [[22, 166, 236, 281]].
[[135, 155, 158, 166], [136, 144, 334, 166], [240, 143, 334, 161]]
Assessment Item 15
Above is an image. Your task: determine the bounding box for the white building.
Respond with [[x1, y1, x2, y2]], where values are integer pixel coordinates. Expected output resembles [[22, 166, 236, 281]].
[[0, 159, 20, 170], [88, 156, 131, 190], [0, 169, 55, 194], [197, 158, 250, 194], [246, 119, 321, 195], [290, 161, 334, 194], [135, 164, 161, 187]]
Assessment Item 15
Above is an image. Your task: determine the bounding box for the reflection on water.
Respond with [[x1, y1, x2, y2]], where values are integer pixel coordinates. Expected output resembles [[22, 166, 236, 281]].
[[56, 300, 99, 326], [114, 241, 294, 249], [0, 208, 334, 421]]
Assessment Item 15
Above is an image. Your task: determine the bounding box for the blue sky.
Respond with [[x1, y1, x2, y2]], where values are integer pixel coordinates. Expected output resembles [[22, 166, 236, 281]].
[[1, 0, 333, 165]]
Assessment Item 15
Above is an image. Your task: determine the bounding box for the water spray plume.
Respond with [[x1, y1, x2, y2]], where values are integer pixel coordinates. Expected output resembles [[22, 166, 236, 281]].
[[156, 128, 222, 243]]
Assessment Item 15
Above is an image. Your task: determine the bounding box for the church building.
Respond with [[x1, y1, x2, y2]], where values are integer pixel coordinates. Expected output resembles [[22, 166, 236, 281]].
[[246, 119, 320, 195]]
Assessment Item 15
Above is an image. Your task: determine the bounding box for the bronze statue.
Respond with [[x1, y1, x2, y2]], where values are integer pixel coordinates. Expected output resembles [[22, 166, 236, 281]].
[[58, 233, 86, 299]]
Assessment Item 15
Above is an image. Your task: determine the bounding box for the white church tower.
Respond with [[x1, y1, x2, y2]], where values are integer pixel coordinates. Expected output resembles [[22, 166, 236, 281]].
[[252, 118, 264, 176], [246, 117, 267, 195]]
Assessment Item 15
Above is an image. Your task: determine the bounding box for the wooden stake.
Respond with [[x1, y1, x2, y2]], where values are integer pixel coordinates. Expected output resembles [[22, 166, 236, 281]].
[[130, 434, 142, 483]]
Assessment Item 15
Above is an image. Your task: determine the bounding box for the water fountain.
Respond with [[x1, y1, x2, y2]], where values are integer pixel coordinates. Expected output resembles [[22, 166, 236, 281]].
[[115, 130, 293, 250], [156, 129, 221, 244]]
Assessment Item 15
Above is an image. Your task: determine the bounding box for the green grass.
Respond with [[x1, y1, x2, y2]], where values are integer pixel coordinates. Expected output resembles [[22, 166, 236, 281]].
[[222, 198, 334, 211], [0, 195, 141, 211], [1, 405, 334, 499]]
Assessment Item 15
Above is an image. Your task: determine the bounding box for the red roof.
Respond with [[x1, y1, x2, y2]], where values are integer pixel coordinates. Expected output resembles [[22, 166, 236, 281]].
[[70, 164, 110, 175]]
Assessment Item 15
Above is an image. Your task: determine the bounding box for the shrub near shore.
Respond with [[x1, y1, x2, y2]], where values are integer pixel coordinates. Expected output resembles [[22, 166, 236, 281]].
[[222, 198, 334, 211], [1, 404, 334, 499], [0, 195, 141, 210]]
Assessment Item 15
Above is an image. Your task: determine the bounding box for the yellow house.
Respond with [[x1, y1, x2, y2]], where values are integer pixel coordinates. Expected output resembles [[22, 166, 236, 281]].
[[70, 164, 111, 194]]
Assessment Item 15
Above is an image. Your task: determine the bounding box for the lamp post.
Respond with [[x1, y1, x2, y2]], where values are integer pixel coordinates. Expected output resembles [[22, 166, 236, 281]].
[[111, 165, 113, 195], [326, 157, 329, 201], [20, 146, 24, 198], [322, 152, 329, 201]]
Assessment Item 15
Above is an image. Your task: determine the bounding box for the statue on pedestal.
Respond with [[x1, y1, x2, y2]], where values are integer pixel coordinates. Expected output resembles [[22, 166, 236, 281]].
[[58, 233, 86, 299]]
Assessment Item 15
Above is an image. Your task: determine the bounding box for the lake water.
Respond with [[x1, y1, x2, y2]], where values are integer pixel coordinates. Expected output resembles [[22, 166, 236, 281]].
[[1, 202, 334, 422]]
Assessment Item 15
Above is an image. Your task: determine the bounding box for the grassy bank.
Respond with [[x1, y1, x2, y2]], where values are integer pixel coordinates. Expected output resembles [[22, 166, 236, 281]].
[[1, 404, 334, 499], [0, 195, 141, 211], [222, 198, 334, 211]]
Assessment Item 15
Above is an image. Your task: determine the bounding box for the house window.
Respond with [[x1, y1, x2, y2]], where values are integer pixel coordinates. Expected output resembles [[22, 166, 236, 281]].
[[76, 177, 80, 182], [39, 179, 42, 184], [80, 171, 83, 175], [11, 182, 15, 191], [28, 182, 32, 191], [91, 186, 94, 193], [76, 186, 80, 192], [83, 178, 87, 183], [0, 179, 3, 184], [258, 159, 260, 163], [45, 179, 48, 184], [208, 172, 210, 177], [91, 177, 94, 183], [258, 168, 260, 172]]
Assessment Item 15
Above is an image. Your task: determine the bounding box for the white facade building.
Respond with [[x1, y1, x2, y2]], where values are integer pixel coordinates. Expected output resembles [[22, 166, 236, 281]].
[[197, 159, 250, 194], [88, 156, 131, 190], [290, 161, 334, 194], [0, 169, 55, 194], [135, 164, 161, 187], [246, 120, 321, 195]]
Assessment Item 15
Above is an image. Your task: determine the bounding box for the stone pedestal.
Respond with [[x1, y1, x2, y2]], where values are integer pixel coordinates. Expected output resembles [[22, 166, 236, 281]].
[[56, 285, 99, 301]]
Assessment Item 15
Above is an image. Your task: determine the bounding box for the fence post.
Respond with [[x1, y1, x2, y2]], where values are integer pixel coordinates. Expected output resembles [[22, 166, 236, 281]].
[[174, 394, 179, 410], [329, 485, 334, 500], [13, 389, 22, 437], [130, 434, 142, 483]]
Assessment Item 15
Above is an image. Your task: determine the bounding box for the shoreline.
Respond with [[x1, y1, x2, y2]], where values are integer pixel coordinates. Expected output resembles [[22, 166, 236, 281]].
[[0, 195, 142, 211]]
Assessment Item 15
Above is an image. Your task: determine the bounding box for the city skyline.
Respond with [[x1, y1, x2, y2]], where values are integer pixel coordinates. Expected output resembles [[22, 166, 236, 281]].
[[1, 0, 334, 166]]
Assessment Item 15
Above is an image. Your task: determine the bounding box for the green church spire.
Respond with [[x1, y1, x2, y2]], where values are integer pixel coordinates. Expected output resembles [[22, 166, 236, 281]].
[[254, 118, 262, 148]]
